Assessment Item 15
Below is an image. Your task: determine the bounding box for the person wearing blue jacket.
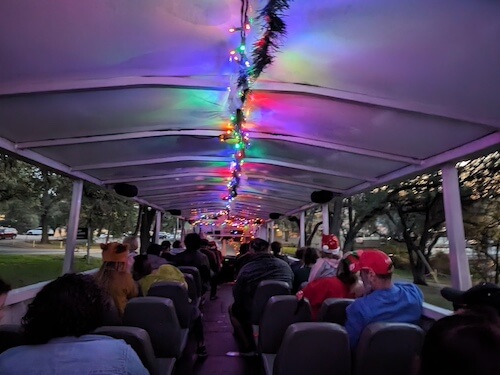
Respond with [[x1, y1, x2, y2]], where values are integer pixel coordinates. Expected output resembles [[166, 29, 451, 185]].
[[344, 249, 424, 349]]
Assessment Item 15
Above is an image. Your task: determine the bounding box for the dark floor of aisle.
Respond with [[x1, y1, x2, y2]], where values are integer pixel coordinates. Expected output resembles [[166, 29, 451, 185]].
[[174, 283, 264, 375]]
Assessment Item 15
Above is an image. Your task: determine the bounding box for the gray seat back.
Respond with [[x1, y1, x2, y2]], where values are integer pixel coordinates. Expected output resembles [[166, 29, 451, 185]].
[[123, 296, 183, 358], [147, 281, 192, 329], [317, 298, 354, 325], [251, 280, 291, 325], [182, 273, 198, 304], [94, 326, 158, 375], [274, 322, 351, 375], [259, 295, 312, 354], [0, 324, 24, 354], [355, 322, 425, 375], [177, 266, 202, 298]]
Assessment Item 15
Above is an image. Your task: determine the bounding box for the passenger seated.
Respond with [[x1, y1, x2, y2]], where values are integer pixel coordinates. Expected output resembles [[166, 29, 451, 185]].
[[94, 242, 138, 317], [173, 233, 211, 293], [170, 240, 185, 255], [133, 254, 207, 357], [0, 278, 11, 323], [234, 242, 252, 277], [292, 247, 318, 293], [308, 235, 342, 282], [344, 249, 423, 349], [229, 238, 294, 354], [290, 247, 306, 273], [271, 241, 290, 264], [440, 282, 500, 315], [298, 252, 361, 320], [0, 274, 148, 374], [146, 243, 168, 270], [199, 239, 220, 300], [133, 254, 187, 295], [419, 307, 500, 375]]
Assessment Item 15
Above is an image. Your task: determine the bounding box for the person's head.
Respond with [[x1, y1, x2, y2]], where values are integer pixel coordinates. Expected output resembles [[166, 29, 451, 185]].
[[101, 241, 130, 270], [302, 247, 319, 266], [0, 278, 11, 321], [346, 249, 394, 291], [122, 235, 139, 253], [320, 234, 342, 259], [184, 233, 202, 251], [173, 240, 182, 249], [209, 241, 218, 250], [132, 254, 153, 280], [161, 240, 171, 250], [239, 242, 250, 255], [294, 248, 305, 263], [271, 241, 282, 256], [441, 282, 500, 316], [200, 239, 210, 249], [420, 308, 500, 375], [146, 243, 162, 256], [22, 273, 105, 344], [336, 253, 361, 286], [250, 238, 269, 253]]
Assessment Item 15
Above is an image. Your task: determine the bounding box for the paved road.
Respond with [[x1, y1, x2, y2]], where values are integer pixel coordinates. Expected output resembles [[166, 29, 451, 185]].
[[0, 236, 101, 256]]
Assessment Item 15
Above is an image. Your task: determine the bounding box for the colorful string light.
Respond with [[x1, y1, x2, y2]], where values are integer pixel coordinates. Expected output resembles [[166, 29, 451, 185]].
[[219, 0, 293, 215]]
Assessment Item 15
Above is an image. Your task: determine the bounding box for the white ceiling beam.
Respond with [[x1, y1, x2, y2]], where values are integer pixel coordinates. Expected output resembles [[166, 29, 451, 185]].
[[16, 130, 419, 165], [0, 136, 102, 185], [73, 156, 374, 181], [15, 130, 221, 149], [246, 174, 343, 193], [139, 182, 312, 201], [105, 171, 344, 193], [345, 132, 500, 196], [145, 189, 308, 205], [0, 136, 164, 212], [2, 76, 497, 128], [104, 172, 221, 184]]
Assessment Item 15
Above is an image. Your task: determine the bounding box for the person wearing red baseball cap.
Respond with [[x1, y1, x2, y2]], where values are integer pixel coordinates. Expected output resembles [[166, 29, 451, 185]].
[[344, 249, 424, 349]]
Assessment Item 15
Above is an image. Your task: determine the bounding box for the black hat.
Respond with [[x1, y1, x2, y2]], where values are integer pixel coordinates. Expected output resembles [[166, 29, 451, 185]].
[[441, 282, 500, 313]]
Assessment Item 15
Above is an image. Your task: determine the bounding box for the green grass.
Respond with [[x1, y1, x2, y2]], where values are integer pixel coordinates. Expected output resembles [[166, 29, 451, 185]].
[[282, 246, 297, 257], [0, 255, 101, 289]]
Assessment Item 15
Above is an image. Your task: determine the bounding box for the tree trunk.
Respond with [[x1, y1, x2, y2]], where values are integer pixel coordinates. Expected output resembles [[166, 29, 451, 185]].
[[40, 211, 49, 244], [411, 255, 428, 285], [329, 196, 343, 237], [343, 231, 357, 253], [305, 222, 322, 246]]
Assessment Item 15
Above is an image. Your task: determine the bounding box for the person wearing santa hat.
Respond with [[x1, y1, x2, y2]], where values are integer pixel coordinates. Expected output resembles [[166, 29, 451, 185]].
[[307, 234, 342, 283]]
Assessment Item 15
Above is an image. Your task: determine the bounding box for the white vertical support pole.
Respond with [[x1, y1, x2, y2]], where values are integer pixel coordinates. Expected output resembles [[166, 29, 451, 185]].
[[180, 219, 186, 244], [322, 204, 330, 235], [174, 217, 179, 240], [154, 211, 161, 244], [269, 221, 275, 243], [299, 211, 306, 247], [63, 180, 83, 274], [442, 164, 472, 290]]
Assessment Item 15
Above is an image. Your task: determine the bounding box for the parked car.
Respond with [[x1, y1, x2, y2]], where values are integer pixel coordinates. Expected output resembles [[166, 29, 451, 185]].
[[26, 227, 55, 236], [0, 227, 18, 239]]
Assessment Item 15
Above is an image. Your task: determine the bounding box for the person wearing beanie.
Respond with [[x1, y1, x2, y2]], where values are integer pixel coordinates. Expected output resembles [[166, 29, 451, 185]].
[[94, 242, 138, 317], [308, 234, 342, 282], [344, 249, 423, 349]]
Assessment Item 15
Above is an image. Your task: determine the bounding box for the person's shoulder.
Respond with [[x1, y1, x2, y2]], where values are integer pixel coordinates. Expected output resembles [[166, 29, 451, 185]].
[[395, 282, 424, 301], [394, 282, 424, 294]]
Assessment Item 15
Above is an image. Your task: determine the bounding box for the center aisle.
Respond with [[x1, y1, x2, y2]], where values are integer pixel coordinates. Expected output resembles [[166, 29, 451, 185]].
[[174, 283, 264, 375]]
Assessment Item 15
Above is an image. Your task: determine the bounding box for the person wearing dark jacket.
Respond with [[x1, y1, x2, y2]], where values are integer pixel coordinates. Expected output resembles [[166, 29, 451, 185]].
[[229, 238, 294, 354], [173, 233, 211, 293]]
